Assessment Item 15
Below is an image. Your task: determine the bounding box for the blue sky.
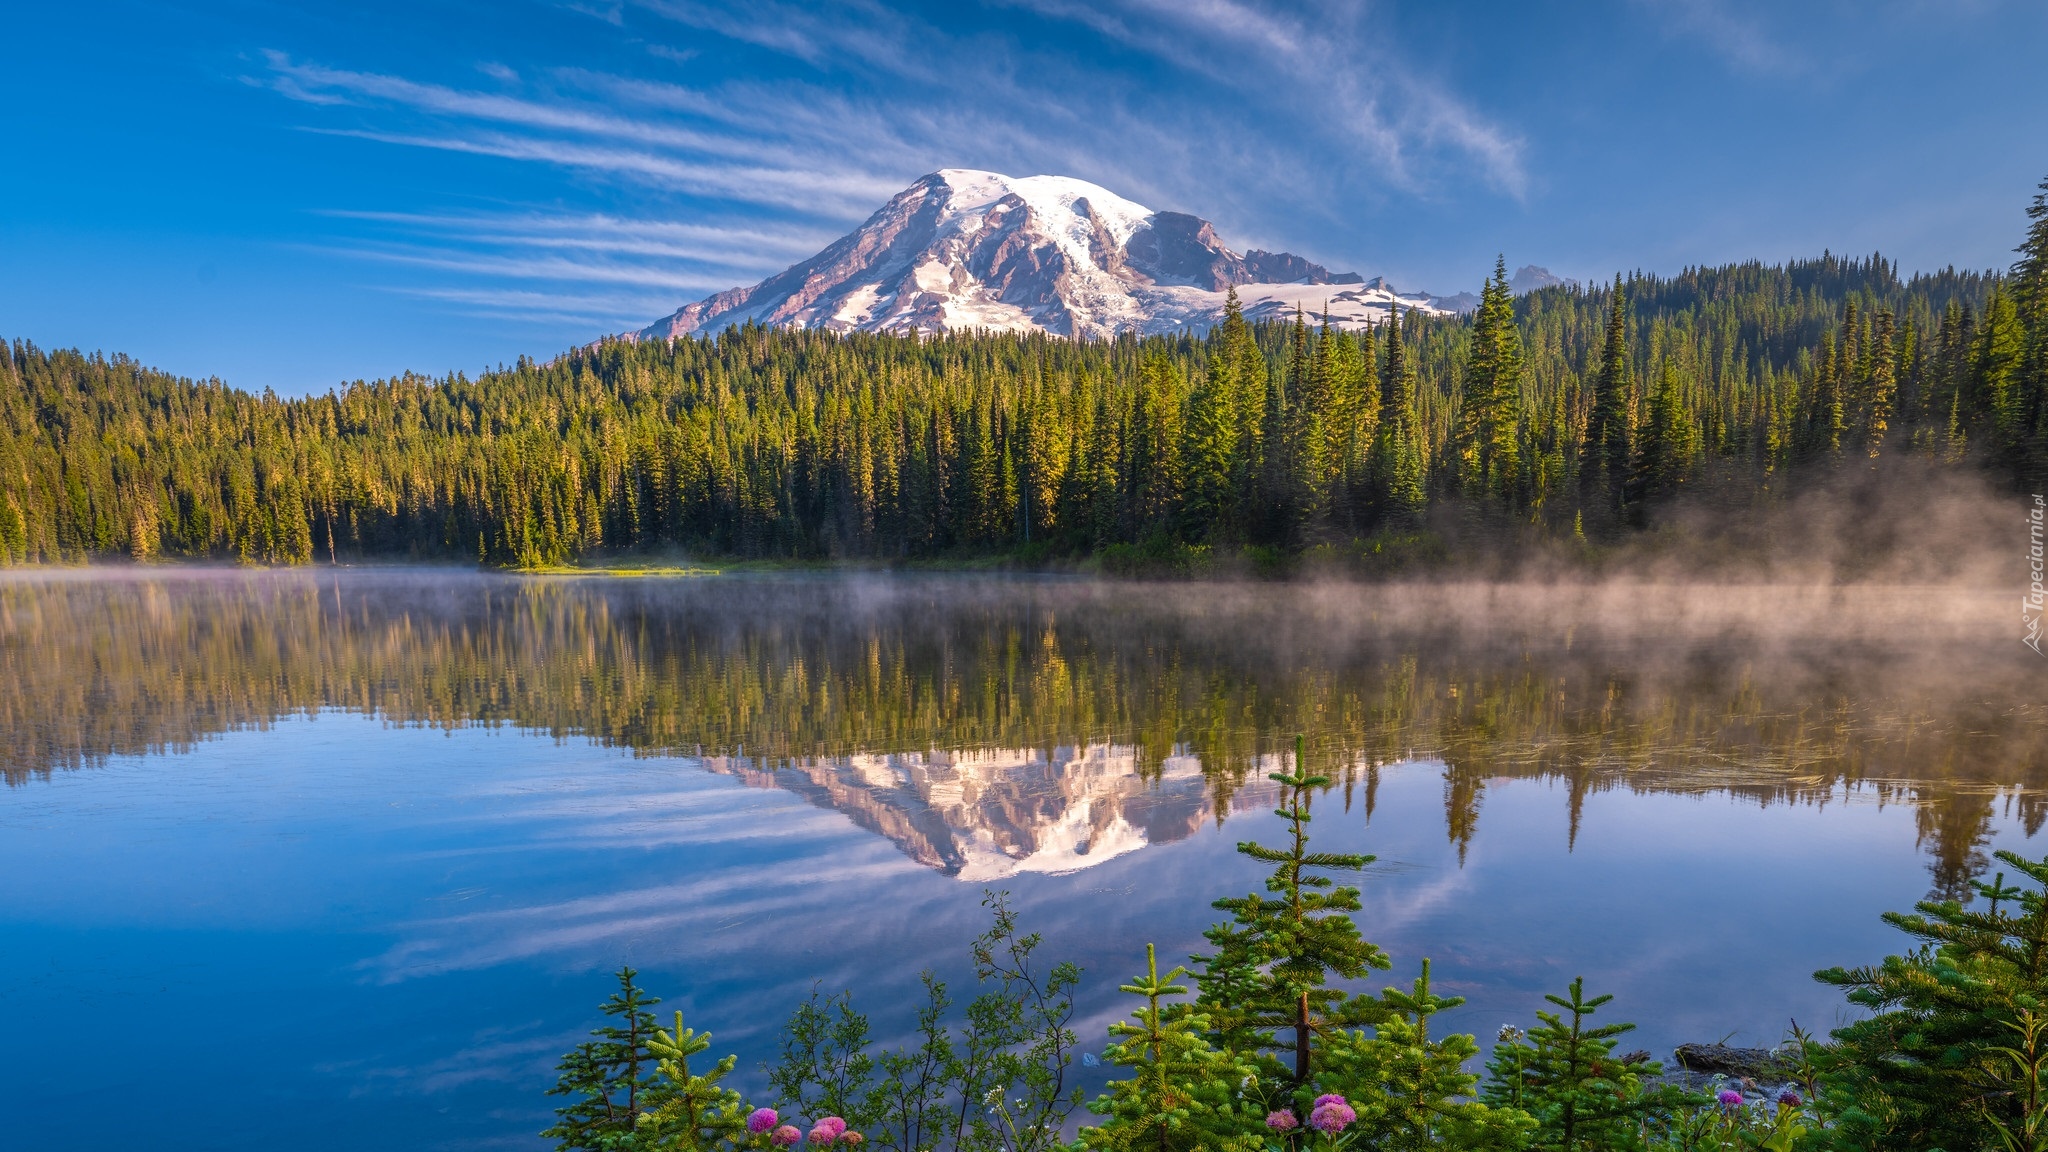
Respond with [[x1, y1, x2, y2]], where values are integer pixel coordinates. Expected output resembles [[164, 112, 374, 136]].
[[3, 0, 2045, 393]]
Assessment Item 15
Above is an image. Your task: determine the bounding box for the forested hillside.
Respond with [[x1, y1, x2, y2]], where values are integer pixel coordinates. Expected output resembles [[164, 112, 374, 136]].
[[3, 179, 2044, 569]]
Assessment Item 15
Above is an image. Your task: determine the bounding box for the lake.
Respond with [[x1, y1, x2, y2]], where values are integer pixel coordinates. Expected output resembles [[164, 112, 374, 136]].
[[0, 570, 2040, 1150]]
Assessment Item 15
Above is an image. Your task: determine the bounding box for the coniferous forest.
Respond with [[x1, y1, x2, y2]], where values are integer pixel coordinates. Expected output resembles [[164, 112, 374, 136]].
[[3, 177, 2046, 571]]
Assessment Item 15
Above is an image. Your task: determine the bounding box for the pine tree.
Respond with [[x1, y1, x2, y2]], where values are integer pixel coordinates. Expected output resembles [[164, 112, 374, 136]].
[[1079, 944, 1261, 1152], [1482, 977, 1669, 1152], [543, 967, 664, 1152], [1864, 308, 1897, 456], [1815, 849, 2048, 1151], [1186, 300, 1244, 541], [1626, 359, 1698, 505], [1976, 284, 2025, 471], [1580, 279, 1635, 509], [1195, 735, 1391, 1095], [1373, 310, 1427, 527], [1318, 959, 1535, 1151], [633, 1010, 755, 1150], [1459, 258, 1524, 500]]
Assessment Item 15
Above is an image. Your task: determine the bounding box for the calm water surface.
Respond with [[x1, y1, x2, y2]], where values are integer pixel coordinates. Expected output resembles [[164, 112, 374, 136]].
[[1, 571, 2041, 1150]]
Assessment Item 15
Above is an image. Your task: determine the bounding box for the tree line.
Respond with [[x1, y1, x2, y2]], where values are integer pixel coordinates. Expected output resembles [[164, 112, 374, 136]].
[[3, 178, 2044, 569]]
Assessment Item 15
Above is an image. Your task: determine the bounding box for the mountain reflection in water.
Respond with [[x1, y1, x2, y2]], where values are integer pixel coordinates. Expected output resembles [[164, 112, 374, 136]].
[[2, 570, 2039, 898], [709, 746, 1281, 879]]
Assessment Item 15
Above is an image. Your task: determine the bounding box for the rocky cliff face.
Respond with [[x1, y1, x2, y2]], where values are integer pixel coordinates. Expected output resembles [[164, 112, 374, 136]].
[[637, 169, 1462, 341]]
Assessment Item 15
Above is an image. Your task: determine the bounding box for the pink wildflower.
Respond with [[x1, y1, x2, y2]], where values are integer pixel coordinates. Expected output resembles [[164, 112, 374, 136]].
[[808, 1125, 836, 1145], [817, 1117, 847, 1137], [1265, 1109, 1299, 1131], [748, 1108, 779, 1135], [1309, 1098, 1356, 1134], [839, 1134, 864, 1147], [1718, 1089, 1743, 1108], [1313, 1093, 1346, 1108], [771, 1125, 802, 1146]]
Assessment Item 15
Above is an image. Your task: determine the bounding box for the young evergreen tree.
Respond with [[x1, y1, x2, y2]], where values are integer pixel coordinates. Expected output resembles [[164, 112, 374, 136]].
[[1194, 735, 1391, 1096], [1318, 958, 1535, 1151], [1079, 944, 1261, 1152], [633, 1009, 754, 1149], [1482, 977, 1668, 1152], [1815, 848, 2048, 1151], [543, 967, 664, 1152]]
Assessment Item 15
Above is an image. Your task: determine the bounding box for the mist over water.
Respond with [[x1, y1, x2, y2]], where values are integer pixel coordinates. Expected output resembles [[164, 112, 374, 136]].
[[1, 569, 2040, 1150]]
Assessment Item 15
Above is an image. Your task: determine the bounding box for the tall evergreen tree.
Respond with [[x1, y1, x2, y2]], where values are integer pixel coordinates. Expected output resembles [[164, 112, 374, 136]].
[[1458, 258, 1524, 500], [1627, 359, 1699, 505], [1580, 279, 1635, 509], [1185, 301, 1243, 539], [1373, 309, 1427, 527], [1863, 308, 1897, 456]]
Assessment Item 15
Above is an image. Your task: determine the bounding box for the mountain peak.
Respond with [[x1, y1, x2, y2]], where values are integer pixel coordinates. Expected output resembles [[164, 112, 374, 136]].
[[1509, 264, 1574, 295], [636, 170, 1457, 341]]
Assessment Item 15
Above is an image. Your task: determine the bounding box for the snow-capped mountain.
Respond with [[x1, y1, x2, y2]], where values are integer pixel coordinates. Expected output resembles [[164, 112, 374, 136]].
[[636, 169, 1466, 341]]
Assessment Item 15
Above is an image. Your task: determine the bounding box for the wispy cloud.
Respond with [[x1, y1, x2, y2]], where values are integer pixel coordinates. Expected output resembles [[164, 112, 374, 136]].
[[252, 1, 1528, 332], [306, 208, 836, 329], [1634, 0, 1808, 75]]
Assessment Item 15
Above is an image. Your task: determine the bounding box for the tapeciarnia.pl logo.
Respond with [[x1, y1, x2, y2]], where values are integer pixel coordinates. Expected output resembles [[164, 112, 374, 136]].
[[2028, 494, 2046, 656]]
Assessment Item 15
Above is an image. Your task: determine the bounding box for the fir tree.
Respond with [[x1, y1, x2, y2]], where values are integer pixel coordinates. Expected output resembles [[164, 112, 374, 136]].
[[1483, 977, 1669, 1152], [1581, 279, 1635, 509], [1626, 359, 1699, 506], [2011, 175, 2048, 487], [1079, 944, 1261, 1152], [1815, 849, 2048, 1151], [1373, 309, 1428, 527], [1195, 735, 1391, 1093], [1976, 284, 2025, 471], [1318, 959, 1535, 1151], [1186, 295, 1244, 540], [634, 1010, 754, 1150], [1864, 308, 1897, 456], [543, 967, 664, 1152], [1459, 258, 1524, 501]]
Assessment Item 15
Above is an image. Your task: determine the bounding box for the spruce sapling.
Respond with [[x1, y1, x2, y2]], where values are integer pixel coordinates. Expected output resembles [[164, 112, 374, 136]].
[[1078, 943, 1261, 1152], [1317, 958, 1534, 1151], [1483, 976, 1670, 1151], [1195, 734, 1390, 1102], [1815, 848, 2048, 1151], [543, 966, 664, 1151]]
